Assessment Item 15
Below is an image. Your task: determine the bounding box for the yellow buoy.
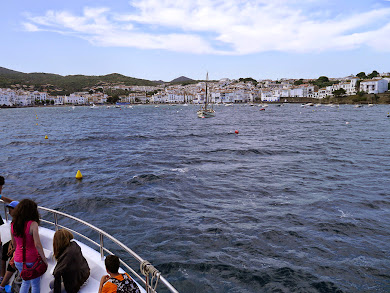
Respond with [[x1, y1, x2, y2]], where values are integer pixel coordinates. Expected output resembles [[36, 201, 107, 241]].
[[75, 170, 83, 180], [44, 135, 48, 139]]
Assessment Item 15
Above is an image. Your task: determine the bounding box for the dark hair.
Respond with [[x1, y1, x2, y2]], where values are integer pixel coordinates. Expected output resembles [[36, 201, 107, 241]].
[[12, 199, 40, 237], [0, 176, 4, 186], [105, 255, 120, 273]]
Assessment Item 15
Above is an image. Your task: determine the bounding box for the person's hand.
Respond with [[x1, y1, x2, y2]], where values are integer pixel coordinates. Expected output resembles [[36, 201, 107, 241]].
[[7, 247, 15, 257], [100, 275, 110, 283]]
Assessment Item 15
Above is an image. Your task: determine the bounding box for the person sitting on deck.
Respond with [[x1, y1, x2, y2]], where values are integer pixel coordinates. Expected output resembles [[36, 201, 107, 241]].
[[49, 229, 90, 293], [98, 255, 140, 293]]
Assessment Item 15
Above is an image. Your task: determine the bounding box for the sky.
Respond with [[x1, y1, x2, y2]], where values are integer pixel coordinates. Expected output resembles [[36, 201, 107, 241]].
[[1, 0, 390, 81]]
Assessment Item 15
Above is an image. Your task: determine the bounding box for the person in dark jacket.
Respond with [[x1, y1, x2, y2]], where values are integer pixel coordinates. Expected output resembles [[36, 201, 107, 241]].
[[49, 229, 90, 293]]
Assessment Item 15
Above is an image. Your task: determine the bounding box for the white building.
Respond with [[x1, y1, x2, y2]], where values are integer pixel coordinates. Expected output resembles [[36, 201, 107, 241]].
[[54, 96, 65, 105], [30, 91, 48, 103], [0, 89, 16, 106], [65, 93, 88, 105], [360, 79, 388, 94], [151, 93, 168, 103], [261, 91, 280, 102], [330, 78, 359, 96]]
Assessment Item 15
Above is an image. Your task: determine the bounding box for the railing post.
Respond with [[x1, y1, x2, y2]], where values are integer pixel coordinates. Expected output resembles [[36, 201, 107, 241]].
[[100, 233, 104, 260], [4, 204, 8, 222], [54, 213, 58, 231]]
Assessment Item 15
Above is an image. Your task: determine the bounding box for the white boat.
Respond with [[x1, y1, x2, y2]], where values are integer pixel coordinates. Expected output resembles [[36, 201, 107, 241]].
[[197, 73, 215, 118], [0, 202, 178, 293], [90, 104, 98, 109]]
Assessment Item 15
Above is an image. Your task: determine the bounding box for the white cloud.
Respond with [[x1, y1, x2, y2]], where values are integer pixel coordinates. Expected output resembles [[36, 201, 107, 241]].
[[22, 1, 390, 55], [23, 22, 40, 32]]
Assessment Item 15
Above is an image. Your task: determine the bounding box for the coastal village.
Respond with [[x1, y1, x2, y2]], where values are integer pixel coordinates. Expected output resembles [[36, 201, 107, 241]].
[[0, 73, 389, 107]]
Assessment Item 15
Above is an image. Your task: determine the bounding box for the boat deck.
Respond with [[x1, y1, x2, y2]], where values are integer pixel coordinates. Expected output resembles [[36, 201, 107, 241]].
[[0, 220, 146, 293]]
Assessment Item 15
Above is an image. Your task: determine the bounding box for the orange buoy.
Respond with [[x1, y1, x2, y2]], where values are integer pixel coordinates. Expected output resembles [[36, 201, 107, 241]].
[[235, 130, 239, 134]]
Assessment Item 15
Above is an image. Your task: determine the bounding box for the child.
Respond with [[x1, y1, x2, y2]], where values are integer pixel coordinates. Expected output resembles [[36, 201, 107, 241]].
[[98, 255, 140, 293]]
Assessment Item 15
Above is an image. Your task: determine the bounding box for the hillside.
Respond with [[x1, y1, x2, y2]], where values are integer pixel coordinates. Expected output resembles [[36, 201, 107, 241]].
[[0, 66, 161, 95], [170, 76, 194, 83]]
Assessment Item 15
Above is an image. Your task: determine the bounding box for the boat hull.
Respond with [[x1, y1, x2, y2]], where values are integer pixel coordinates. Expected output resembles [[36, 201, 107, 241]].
[[197, 109, 215, 118]]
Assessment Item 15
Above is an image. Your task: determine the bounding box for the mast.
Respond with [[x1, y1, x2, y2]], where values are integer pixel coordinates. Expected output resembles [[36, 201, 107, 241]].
[[205, 72, 209, 109]]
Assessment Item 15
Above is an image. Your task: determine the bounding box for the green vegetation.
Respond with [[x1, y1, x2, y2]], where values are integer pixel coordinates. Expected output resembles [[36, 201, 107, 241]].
[[238, 77, 258, 86], [357, 72, 367, 79], [311, 76, 338, 89], [294, 79, 304, 86], [0, 67, 159, 94], [106, 96, 120, 104], [368, 70, 379, 79], [356, 70, 379, 80], [333, 88, 346, 98]]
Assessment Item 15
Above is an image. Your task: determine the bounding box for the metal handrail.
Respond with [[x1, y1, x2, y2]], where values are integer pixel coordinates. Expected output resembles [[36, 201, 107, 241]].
[[3, 203, 179, 293]]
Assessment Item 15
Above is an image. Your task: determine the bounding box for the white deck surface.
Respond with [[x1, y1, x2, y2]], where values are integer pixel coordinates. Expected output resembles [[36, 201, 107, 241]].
[[0, 219, 146, 293]]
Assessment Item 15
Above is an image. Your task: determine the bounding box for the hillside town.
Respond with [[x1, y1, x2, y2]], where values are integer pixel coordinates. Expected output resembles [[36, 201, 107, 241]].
[[1, 73, 389, 107]]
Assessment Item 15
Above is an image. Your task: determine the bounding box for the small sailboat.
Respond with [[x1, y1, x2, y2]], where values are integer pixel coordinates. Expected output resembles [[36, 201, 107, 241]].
[[197, 72, 215, 118]]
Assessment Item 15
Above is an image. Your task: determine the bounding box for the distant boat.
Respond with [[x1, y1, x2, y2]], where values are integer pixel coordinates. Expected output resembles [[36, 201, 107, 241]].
[[197, 72, 215, 118], [90, 104, 98, 109]]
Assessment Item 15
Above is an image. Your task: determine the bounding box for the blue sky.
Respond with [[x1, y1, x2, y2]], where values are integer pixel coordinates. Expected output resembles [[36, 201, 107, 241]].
[[1, 0, 390, 81]]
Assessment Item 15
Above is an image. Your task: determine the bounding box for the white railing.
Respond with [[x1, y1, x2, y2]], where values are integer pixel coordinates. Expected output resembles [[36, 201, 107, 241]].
[[2, 203, 179, 293]]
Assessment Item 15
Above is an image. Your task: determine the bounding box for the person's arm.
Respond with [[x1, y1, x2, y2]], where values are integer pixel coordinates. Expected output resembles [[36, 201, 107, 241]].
[[0, 195, 13, 204], [10, 230, 15, 252], [30, 221, 47, 264], [7, 240, 14, 256], [98, 275, 110, 293], [53, 271, 62, 293]]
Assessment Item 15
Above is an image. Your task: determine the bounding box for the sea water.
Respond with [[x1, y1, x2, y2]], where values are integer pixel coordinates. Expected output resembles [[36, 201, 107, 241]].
[[1, 104, 390, 292]]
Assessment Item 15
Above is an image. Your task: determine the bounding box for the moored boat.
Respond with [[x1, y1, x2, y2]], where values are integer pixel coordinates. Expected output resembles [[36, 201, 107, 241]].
[[197, 73, 215, 118]]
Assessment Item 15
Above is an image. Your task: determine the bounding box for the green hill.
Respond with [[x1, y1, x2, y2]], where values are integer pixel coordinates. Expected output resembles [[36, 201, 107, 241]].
[[0, 66, 160, 95]]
